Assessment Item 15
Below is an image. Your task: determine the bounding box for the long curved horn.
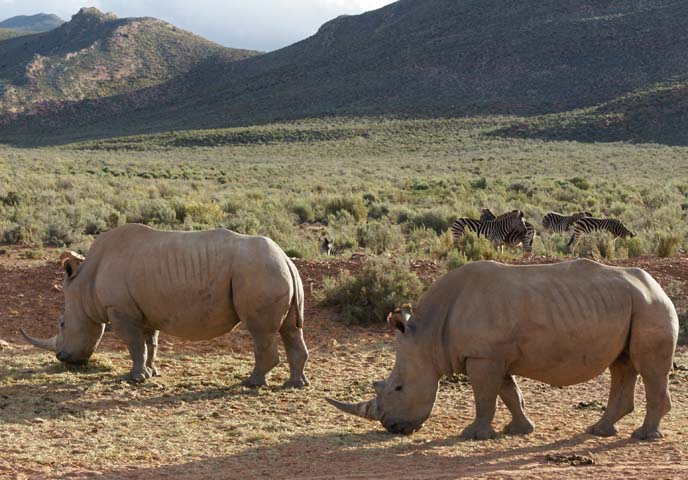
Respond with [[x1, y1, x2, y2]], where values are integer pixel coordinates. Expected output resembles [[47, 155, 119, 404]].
[[326, 397, 381, 421], [20, 328, 57, 351]]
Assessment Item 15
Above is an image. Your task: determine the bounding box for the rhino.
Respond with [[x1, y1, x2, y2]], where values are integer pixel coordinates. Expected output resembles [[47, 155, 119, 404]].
[[21, 224, 309, 388], [327, 259, 678, 440]]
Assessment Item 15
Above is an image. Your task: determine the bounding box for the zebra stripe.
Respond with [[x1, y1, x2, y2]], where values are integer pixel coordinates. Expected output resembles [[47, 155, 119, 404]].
[[480, 208, 535, 253], [542, 211, 592, 234], [451, 209, 526, 247], [567, 217, 635, 251]]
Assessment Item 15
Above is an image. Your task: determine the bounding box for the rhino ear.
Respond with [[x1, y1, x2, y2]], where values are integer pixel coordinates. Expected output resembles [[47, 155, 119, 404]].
[[387, 304, 412, 334], [60, 250, 85, 280]]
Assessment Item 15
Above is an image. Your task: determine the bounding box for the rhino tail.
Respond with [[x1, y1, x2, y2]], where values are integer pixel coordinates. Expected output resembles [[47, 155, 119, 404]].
[[285, 255, 304, 329]]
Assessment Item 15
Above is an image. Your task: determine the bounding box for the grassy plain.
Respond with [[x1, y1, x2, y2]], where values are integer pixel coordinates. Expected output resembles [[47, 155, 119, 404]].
[[1, 117, 687, 262]]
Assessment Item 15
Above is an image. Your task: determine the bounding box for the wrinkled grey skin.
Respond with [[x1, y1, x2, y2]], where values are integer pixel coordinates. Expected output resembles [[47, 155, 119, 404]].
[[22, 224, 309, 388], [328, 259, 678, 440]]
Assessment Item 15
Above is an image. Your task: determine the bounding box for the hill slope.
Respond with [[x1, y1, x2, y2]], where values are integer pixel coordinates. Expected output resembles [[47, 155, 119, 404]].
[[0, 8, 258, 131], [2, 1, 688, 145], [0, 13, 64, 33]]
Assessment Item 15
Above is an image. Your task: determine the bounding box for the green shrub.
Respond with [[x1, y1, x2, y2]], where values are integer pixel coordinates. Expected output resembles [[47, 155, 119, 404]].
[[292, 202, 315, 224], [455, 232, 496, 260], [319, 257, 424, 324], [408, 210, 452, 235], [445, 250, 469, 271], [655, 233, 679, 258], [356, 220, 404, 254], [618, 236, 644, 258], [135, 199, 177, 225], [183, 201, 225, 225], [575, 232, 618, 260], [471, 177, 488, 190], [569, 176, 591, 190], [666, 281, 687, 346], [324, 197, 368, 222]]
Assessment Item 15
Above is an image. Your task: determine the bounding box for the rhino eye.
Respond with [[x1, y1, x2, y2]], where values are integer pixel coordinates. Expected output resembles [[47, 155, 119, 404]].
[[59, 319, 65, 329], [395, 385, 403, 392]]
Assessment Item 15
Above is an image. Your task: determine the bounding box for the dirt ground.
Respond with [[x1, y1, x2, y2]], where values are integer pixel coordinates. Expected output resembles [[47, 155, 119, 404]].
[[0, 247, 686, 479]]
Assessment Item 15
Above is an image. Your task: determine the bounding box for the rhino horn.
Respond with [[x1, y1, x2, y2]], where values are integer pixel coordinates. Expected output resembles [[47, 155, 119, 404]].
[[20, 328, 57, 351], [326, 397, 381, 421]]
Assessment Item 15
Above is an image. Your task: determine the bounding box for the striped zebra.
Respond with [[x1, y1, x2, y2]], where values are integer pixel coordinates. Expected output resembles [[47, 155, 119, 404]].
[[480, 208, 536, 254], [567, 217, 635, 253], [451, 209, 526, 251], [542, 211, 592, 234]]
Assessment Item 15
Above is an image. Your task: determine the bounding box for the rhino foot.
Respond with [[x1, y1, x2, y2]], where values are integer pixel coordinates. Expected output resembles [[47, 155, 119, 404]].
[[460, 422, 497, 441], [127, 367, 153, 383], [586, 422, 618, 437], [283, 374, 309, 389], [631, 426, 663, 441], [503, 418, 534, 435], [241, 376, 268, 388]]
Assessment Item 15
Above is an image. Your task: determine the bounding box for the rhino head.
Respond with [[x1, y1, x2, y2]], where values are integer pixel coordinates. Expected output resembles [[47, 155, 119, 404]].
[[21, 251, 105, 364], [327, 304, 440, 435]]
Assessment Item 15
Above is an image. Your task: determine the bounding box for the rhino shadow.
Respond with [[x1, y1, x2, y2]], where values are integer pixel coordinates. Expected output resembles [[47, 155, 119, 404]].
[[0, 372, 268, 424], [69, 433, 635, 480]]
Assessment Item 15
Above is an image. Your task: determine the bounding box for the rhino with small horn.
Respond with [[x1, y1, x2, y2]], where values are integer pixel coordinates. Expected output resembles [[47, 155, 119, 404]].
[[22, 224, 309, 387], [328, 259, 678, 440]]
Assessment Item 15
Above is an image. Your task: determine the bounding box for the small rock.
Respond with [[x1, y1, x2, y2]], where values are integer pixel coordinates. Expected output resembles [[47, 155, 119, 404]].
[[0, 339, 12, 350], [545, 453, 595, 466]]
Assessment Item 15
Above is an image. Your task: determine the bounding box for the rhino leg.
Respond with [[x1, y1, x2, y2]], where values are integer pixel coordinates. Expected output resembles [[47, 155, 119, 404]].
[[279, 319, 309, 389], [460, 358, 503, 440], [108, 308, 152, 383], [242, 330, 279, 388], [145, 330, 160, 377], [588, 354, 637, 437], [500, 375, 534, 435]]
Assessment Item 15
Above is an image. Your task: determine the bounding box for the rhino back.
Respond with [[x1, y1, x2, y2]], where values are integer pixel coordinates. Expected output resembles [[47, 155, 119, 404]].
[[418, 260, 655, 386], [90, 225, 290, 340]]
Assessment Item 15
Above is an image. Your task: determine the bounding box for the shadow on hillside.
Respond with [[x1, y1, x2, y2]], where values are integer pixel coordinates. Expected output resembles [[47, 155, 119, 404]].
[[492, 84, 688, 147], [74, 432, 634, 479]]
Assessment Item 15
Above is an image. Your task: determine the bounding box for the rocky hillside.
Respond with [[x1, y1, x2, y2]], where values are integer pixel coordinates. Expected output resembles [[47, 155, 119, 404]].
[[0, 8, 258, 128], [0, 13, 64, 33]]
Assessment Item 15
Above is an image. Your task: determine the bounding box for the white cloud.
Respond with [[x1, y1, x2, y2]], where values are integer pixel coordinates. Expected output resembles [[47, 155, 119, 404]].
[[0, 0, 396, 51]]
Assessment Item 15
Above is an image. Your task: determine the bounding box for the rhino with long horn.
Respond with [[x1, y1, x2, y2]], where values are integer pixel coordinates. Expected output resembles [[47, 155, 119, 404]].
[[22, 224, 309, 387], [328, 260, 678, 441]]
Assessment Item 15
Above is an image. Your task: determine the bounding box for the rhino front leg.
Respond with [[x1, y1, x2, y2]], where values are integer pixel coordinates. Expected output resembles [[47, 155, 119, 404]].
[[461, 358, 504, 440], [145, 330, 160, 377], [108, 308, 151, 383], [500, 375, 534, 435]]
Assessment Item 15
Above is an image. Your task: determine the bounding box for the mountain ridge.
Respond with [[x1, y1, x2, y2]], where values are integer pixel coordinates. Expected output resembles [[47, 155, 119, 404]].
[[0, 13, 64, 33], [1, 1, 687, 146]]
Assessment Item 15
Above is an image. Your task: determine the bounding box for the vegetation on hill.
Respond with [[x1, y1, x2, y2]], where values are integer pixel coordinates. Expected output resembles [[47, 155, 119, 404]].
[[0, 28, 20, 41], [0, 13, 64, 33], [2, 0, 688, 145], [0, 117, 685, 261]]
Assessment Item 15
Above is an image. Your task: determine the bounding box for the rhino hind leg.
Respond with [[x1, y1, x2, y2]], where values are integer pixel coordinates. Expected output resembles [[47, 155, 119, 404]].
[[145, 330, 160, 377], [588, 354, 637, 437], [242, 330, 280, 388], [279, 319, 309, 389], [460, 358, 504, 440], [500, 375, 534, 435]]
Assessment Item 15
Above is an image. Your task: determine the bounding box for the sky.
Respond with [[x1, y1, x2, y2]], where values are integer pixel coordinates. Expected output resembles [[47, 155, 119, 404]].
[[0, 0, 396, 51]]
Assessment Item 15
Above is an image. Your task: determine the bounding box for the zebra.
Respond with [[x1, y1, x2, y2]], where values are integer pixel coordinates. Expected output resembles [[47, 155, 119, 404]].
[[320, 234, 336, 256], [480, 208, 536, 255], [451, 209, 526, 251], [542, 211, 592, 234], [567, 217, 635, 253]]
